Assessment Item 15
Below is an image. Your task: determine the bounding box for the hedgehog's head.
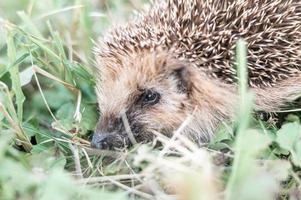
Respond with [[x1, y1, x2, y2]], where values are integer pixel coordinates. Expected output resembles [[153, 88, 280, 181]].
[[91, 51, 235, 150]]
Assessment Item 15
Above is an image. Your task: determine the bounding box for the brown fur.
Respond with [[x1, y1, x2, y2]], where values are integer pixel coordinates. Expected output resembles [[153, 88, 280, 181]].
[[91, 0, 301, 149]]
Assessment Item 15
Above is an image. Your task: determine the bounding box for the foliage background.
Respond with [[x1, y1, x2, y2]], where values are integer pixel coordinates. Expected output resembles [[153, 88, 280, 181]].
[[0, 0, 301, 200]]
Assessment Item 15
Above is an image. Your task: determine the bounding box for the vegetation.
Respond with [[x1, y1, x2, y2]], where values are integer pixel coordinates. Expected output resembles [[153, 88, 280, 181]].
[[0, 0, 301, 199]]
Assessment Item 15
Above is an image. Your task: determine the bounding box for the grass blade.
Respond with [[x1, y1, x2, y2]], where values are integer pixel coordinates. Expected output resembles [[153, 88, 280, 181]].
[[7, 31, 25, 121]]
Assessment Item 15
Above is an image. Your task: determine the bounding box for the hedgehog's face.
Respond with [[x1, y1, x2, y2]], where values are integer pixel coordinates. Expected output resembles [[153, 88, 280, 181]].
[[91, 53, 194, 150]]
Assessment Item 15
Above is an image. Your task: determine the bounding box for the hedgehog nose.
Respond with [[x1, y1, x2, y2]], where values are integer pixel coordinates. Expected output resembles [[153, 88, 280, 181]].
[[91, 133, 111, 150]]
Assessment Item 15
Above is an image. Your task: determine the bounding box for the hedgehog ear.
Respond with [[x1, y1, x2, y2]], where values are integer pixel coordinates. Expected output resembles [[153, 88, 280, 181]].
[[170, 66, 192, 94]]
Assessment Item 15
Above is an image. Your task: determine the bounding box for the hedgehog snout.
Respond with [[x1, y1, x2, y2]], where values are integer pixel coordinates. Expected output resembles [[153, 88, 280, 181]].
[[91, 133, 110, 149], [91, 132, 127, 150], [91, 117, 130, 150]]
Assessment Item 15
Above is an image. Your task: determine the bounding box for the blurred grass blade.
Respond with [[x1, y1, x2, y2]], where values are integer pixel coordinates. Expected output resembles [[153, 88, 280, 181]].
[[0, 82, 32, 152], [46, 21, 73, 82], [35, 5, 84, 20], [7, 31, 25, 121], [0, 53, 29, 79], [236, 39, 252, 131], [17, 11, 43, 38], [78, 0, 93, 51], [225, 39, 253, 200], [0, 103, 32, 152], [237, 39, 248, 98], [47, 21, 67, 61], [28, 35, 61, 60]]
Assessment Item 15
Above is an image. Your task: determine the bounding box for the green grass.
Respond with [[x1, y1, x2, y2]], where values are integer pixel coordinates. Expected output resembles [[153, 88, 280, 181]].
[[1, 1, 301, 200]]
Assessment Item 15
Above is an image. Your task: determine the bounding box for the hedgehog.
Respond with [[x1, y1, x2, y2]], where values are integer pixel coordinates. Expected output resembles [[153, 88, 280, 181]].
[[91, 0, 301, 150]]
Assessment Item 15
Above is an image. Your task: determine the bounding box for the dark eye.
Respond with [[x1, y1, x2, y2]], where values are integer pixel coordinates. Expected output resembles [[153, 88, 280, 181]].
[[141, 90, 160, 106]]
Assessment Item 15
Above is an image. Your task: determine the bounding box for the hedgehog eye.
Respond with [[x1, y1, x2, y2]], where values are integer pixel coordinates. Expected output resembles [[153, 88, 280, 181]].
[[141, 90, 160, 106]]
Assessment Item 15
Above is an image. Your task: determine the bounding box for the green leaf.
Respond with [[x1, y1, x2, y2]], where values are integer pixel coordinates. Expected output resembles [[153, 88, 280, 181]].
[[225, 130, 291, 200], [276, 122, 301, 166]]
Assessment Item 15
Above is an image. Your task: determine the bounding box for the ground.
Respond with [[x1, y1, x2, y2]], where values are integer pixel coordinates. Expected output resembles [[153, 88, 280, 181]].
[[0, 0, 301, 200]]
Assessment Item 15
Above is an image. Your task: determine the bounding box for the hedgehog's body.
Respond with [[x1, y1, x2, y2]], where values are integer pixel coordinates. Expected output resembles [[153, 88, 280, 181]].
[[91, 0, 301, 149]]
